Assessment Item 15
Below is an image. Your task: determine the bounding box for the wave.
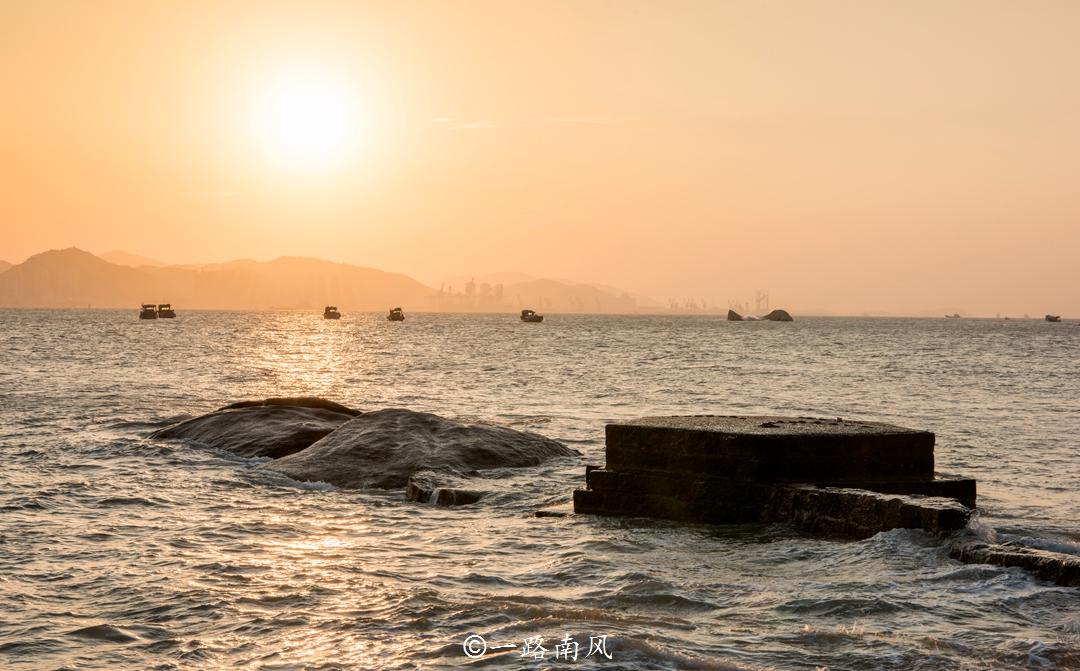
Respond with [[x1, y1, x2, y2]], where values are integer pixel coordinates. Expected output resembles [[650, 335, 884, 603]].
[[65, 624, 141, 643]]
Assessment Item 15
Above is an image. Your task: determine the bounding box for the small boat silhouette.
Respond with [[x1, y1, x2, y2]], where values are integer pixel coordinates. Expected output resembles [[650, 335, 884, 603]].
[[1045, 314, 1061, 322], [323, 306, 341, 320], [387, 307, 405, 321], [157, 303, 176, 318], [520, 309, 543, 323], [139, 304, 158, 320]]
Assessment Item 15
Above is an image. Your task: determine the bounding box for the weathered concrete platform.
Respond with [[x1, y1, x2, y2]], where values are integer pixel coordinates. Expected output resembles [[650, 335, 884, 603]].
[[573, 415, 976, 539], [605, 416, 935, 482]]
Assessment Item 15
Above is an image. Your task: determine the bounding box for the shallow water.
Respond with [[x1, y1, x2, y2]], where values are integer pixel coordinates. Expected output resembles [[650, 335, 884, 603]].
[[1, 310, 1078, 670]]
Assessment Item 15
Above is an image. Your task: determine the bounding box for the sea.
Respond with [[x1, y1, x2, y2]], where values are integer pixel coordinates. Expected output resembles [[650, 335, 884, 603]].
[[1, 310, 1078, 670]]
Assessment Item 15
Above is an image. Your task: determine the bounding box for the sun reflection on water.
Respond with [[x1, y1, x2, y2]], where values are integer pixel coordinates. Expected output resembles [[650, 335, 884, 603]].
[[242, 313, 375, 403]]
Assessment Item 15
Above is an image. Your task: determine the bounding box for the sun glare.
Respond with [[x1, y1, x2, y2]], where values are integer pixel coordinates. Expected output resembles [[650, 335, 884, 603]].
[[252, 69, 364, 171]]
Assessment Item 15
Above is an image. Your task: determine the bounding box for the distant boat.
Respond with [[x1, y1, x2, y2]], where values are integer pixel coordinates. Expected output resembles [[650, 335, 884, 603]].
[[323, 306, 341, 320], [157, 303, 176, 318], [945, 313, 961, 318], [387, 307, 405, 321], [139, 304, 158, 320], [520, 309, 544, 323], [1045, 314, 1061, 322]]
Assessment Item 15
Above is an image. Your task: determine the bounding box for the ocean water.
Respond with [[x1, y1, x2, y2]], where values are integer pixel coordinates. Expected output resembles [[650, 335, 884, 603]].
[[1, 310, 1078, 671]]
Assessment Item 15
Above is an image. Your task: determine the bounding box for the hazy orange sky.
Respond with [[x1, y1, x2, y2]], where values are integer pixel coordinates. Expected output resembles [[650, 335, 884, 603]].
[[2, 1, 1078, 315]]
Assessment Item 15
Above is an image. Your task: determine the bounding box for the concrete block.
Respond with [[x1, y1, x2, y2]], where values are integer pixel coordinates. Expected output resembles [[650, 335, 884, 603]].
[[605, 416, 935, 483]]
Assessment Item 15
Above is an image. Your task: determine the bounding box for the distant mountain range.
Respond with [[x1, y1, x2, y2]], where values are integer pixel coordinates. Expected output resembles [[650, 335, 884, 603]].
[[98, 250, 167, 267], [0, 248, 660, 313]]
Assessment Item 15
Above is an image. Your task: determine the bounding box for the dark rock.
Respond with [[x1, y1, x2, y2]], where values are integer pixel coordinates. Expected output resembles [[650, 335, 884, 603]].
[[150, 401, 356, 458], [405, 471, 484, 506], [535, 509, 571, 518], [761, 309, 794, 321], [262, 408, 577, 489], [948, 536, 1080, 587], [727, 310, 743, 321]]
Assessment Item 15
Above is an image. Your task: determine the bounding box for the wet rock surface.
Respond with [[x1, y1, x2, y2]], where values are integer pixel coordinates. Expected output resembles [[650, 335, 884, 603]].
[[812, 475, 976, 509], [762, 486, 972, 538], [150, 402, 358, 458], [262, 407, 577, 489], [218, 397, 361, 416], [404, 471, 485, 506], [152, 401, 575, 500], [573, 474, 973, 539], [947, 536, 1080, 587]]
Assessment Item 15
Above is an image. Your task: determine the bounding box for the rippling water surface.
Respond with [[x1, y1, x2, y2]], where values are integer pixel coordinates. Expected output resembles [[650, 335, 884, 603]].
[[1, 310, 1078, 670]]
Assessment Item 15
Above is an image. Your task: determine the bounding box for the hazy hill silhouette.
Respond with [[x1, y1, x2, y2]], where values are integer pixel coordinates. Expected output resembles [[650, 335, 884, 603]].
[[0, 248, 663, 313], [0, 248, 434, 310], [99, 250, 167, 267], [0, 248, 157, 308], [503, 278, 645, 313], [442, 271, 535, 288], [0, 260, 11, 274], [141, 256, 435, 310]]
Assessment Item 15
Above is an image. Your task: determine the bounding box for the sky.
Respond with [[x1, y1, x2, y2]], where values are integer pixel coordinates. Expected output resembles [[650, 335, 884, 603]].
[[2, 0, 1078, 316]]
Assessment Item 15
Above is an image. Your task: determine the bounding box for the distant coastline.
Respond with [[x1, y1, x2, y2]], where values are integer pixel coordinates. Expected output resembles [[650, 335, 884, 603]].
[[0, 247, 658, 314], [0, 248, 1071, 319]]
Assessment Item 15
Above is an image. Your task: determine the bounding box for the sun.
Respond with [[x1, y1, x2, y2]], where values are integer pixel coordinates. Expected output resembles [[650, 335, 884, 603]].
[[252, 69, 365, 171]]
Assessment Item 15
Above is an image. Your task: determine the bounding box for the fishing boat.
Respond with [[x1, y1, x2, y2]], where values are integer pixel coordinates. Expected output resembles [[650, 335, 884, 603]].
[[157, 303, 176, 318], [945, 313, 960, 319], [139, 304, 158, 320], [1045, 314, 1061, 322], [520, 309, 544, 323], [323, 306, 341, 320], [387, 307, 405, 321]]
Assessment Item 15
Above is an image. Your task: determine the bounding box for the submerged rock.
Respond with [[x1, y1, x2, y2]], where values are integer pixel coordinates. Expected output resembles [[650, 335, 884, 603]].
[[262, 408, 577, 489], [405, 470, 485, 506], [948, 536, 1080, 587], [150, 398, 359, 458]]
